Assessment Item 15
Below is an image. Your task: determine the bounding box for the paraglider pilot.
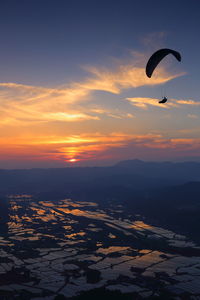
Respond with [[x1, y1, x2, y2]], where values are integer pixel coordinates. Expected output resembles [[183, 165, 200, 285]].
[[159, 97, 168, 104]]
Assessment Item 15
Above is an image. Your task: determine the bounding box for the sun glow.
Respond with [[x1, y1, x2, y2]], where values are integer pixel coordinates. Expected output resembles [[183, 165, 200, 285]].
[[68, 158, 79, 163]]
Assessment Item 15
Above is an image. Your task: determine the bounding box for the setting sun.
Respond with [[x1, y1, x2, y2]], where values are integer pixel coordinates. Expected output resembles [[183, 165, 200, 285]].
[[68, 158, 79, 163]]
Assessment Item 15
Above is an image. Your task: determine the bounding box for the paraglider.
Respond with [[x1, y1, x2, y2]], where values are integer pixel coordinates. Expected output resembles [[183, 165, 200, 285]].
[[145, 48, 181, 104], [146, 48, 181, 78]]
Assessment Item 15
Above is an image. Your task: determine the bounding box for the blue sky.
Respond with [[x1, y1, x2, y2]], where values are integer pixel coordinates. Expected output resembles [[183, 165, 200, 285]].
[[0, 0, 199, 87]]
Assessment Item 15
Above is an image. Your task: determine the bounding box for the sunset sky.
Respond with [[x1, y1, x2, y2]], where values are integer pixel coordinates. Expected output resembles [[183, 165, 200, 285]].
[[0, 0, 200, 168]]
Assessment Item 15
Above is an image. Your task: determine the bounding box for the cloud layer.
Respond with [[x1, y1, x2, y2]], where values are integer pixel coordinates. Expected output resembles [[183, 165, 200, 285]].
[[0, 50, 198, 167], [0, 52, 183, 127], [1, 132, 200, 167]]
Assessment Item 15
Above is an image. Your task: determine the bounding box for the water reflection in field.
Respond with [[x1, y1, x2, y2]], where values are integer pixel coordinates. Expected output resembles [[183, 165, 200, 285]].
[[0, 195, 200, 299]]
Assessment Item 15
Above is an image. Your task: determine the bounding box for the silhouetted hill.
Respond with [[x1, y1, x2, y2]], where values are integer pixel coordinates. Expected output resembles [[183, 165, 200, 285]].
[[0, 160, 199, 196], [153, 181, 200, 205], [115, 159, 200, 181]]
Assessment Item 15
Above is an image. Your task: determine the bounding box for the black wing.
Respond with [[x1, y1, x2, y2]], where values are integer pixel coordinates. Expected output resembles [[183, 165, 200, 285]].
[[146, 48, 181, 78]]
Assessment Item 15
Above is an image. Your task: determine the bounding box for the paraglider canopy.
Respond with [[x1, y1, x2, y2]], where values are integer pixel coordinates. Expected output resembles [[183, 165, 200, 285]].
[[146, 48, 181, 78]]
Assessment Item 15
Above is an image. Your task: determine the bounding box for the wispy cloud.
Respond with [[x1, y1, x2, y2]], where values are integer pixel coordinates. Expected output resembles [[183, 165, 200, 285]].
[[0, 132, 136, 163], [126, 97, 200, 109], [1, 132, 200, 165], [0, 50, 184, 127], [90, 107, 135, 119], [78, 63, 181, 94], [175, 99, 200, 106], [0, 49, 190, 167]]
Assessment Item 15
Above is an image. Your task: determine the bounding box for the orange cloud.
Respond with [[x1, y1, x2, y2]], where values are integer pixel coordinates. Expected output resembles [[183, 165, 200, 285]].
[[175, 99, 200, 106], [126, 97, 200, 109], [90, 107, 135, 119], [1, 132, 200, 166], [0, 132, 152, 163], [79, 64, 182, 94], [126, 97, 171, 109], [0, 49, 184, 128], [0, 49, 189, 168]]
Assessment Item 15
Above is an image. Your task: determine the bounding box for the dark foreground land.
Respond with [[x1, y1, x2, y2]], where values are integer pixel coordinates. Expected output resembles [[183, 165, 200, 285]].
[[0, 160, 200, 299]]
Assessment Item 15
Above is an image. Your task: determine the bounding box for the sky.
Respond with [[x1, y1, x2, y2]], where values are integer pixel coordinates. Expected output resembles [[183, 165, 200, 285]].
[[0, 0, 200, 168]]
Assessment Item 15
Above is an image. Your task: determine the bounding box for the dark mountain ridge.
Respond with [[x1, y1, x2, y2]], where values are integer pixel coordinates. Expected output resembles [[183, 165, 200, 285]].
[[0, 159, 199, 195]]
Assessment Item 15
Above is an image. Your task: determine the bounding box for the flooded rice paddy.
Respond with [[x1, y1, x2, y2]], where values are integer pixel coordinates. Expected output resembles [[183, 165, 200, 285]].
[[0, 195, 200, 299]]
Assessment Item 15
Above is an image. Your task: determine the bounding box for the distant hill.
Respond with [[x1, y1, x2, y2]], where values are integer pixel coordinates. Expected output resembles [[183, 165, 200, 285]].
[[115, 159, 200, 180], [0, 160, 199, 196]]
